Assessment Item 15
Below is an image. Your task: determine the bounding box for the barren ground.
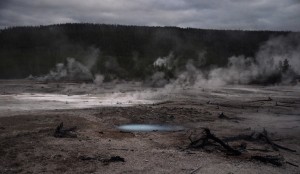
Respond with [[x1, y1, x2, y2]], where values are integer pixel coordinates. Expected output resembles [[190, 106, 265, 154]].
[[0, 80, 300, 174]]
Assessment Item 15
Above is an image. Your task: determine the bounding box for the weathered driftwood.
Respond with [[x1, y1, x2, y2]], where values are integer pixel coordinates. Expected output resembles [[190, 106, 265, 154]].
[[54, 122, 77, 138], [189, 128, 241, 156]]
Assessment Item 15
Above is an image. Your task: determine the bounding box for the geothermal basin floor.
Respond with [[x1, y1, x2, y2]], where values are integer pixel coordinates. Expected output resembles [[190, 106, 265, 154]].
[[0, 80, 300, 174]]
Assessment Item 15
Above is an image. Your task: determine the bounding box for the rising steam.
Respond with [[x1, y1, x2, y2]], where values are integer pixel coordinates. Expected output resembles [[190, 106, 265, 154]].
[[32, 57, 93, 82], [30, 34, 299, 88], [162, 33, 300, 88], [153, 52, 174, 70], [30, 48, 101, 82]]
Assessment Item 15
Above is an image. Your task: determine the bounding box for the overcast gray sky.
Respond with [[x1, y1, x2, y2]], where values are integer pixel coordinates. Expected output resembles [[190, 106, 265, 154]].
[[0, 0, 299, 31]]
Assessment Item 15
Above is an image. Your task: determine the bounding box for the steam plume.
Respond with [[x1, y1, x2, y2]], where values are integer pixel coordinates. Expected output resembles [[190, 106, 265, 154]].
[[31, 47, 101, 82], [170, 33, 300, 88], [35, 57, 93, 81]]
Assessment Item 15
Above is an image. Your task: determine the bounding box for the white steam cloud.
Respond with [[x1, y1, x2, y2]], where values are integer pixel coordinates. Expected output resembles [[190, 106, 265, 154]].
[[153, 52, 174, 70], [94, 74, 104, 85], [34, 57, 94, 81], [29, 34, 299, 88], [30, 47, 102, 82], [149, 72, 168, 87], [84, 47, 100, 70], [168, 33, 300, 88]]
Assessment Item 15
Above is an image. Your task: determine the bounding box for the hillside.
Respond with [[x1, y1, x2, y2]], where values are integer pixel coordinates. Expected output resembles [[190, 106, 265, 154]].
[[0, 23, 292, 80]]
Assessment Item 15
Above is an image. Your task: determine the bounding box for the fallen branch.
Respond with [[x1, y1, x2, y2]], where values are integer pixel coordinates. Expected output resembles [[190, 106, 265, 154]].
[[258, 129, 296, 152], [152, 100, 173, 106], [217, 113, 243, 123], [249, 97, 273, 103], [246, 148, 273, 152], [258, 129, 279, 151], [278, 101, 295, 104], [102, 156, 125, 165], [222, 132, 255, 142], [79, 155, 125, 165], [190, 166, 202, 174], [189, 128, 241, 156], [188, 128, 297, 167], [275, 102, 293, 107], [251, 155, 283, 166], [222, 129, 296, 153], [286, 161, 299, 167]]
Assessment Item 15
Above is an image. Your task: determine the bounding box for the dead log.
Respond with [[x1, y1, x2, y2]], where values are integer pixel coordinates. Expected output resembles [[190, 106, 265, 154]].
[[54, 122, 77, 138], [223, 129, 296, 153], [249, 97, 273, 103], [102, 156, 125, 165], [222, 132, 256, 142], [258, 129, 279, 151], [258, 129, 296, 152], [267, 140, 296, 152], [275, 102, 293, 107], [79, 156, 96, 161], [189, 128, 241, 156], [218, 113, 243, 121], [247, 148, 273, 152], [79, 155, 125, 165], [251, 155, 283, 166], [279, 101, 295, 104]]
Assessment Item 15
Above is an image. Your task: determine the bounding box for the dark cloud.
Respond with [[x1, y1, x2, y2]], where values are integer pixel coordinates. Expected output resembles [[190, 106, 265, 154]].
[[0, 0, 299, 31]]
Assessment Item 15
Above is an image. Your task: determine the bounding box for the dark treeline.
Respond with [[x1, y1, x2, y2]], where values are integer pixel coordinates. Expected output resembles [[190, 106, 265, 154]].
[[0, 23, 291, 80]]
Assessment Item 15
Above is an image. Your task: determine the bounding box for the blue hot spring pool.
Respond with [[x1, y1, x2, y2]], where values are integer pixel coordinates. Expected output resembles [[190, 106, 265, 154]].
[[117, 124, 185, 132]]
